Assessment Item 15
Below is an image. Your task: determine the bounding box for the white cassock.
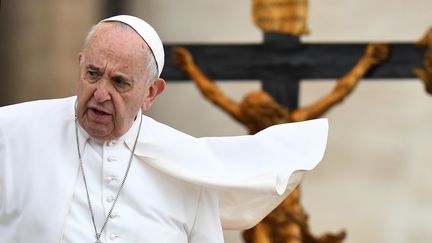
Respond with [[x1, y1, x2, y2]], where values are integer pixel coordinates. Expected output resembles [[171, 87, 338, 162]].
[[0, 96, 328, 243]]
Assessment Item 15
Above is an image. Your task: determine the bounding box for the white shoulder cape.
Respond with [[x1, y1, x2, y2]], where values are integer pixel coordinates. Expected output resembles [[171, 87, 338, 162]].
[[127, 115, 328, 230]]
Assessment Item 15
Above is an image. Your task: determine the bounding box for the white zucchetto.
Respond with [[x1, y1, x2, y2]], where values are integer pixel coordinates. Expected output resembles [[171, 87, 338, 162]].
[[101, 15, 165, 77]]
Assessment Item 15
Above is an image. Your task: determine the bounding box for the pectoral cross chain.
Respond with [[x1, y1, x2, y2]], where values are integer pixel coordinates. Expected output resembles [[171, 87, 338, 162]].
[[95, 233, 103, 243]]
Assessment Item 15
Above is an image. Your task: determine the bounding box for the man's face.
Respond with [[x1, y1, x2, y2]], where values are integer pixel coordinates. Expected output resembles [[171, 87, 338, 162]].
[[76, 23, 159, 141]]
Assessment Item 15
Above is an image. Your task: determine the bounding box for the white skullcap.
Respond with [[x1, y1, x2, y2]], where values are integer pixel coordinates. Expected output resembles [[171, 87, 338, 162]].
[[100, 15, 164, 77]]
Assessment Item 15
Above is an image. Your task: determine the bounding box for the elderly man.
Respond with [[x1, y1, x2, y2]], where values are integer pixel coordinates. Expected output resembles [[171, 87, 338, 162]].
[[0, 15, 328, 243]]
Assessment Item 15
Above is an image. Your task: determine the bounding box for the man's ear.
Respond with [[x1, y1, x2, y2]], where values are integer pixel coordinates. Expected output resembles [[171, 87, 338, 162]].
[[142, 78, 166, 111], [78, 53, 82, 65]]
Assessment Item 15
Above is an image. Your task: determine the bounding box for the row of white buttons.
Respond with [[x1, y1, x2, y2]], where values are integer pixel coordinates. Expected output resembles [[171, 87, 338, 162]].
[[104, 140, 124, 241]]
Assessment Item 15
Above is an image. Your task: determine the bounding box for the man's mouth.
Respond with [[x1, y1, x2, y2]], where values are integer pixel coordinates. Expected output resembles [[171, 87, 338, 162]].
[[91, 108, 110, 116]]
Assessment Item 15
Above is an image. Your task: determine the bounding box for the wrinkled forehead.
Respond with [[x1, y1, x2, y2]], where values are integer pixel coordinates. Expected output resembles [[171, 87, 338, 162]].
[[85, 23, 150, 58], [92, 22, 147, 46]]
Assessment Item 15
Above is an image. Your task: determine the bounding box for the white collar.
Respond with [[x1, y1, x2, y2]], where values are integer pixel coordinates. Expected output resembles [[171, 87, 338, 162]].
[[76, 111, 142, 154]]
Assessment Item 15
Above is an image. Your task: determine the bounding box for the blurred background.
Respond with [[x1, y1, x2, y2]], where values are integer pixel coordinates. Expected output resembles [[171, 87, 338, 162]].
[[1, 0, 432, 242]]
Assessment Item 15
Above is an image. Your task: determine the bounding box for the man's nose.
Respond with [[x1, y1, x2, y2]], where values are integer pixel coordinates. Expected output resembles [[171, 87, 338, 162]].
[[93, 80, 112, 103]]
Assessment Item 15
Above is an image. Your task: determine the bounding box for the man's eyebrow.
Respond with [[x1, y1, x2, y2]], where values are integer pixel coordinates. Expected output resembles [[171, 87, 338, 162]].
[[112, 74, 136, 84], [87, 64, 101, 71]]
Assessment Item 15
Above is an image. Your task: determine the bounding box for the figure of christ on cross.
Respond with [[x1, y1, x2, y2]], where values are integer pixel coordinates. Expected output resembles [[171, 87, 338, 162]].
[[173, 43, 389, 243]]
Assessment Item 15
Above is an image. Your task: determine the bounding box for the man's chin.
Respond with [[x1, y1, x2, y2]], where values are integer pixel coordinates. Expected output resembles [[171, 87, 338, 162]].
[[84, 123, 114, 141]]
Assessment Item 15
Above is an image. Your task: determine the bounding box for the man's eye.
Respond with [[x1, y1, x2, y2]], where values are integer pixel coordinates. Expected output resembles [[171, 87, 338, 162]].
[[87, 70, 99, 81], [113, 77, 132, 91], [113, 77, 125, 85]]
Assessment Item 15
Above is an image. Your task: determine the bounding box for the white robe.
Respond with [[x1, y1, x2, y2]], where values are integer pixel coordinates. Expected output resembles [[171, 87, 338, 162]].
[[0, 96, 328, 242]]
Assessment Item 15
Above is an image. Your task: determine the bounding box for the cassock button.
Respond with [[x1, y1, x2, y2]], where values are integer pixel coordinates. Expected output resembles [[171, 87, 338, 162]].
[[105, 175, 117, 183], [110, 234, 120, 240], [107, 141, 117, 147], [106, 196, 116, 203], [110, 212, 120, 219]]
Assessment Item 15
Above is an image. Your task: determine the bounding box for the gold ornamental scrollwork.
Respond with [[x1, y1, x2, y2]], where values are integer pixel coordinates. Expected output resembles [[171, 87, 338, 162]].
[[252, 0, 309, 35]]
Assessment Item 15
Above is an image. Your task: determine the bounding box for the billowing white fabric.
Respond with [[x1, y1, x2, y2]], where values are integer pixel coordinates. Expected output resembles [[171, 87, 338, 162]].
[[100, 15, 164, 77], [126, 115, 328, 229]]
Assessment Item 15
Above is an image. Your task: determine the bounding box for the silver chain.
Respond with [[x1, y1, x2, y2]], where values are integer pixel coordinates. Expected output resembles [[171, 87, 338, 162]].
[[75, 114, 143, 243]]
